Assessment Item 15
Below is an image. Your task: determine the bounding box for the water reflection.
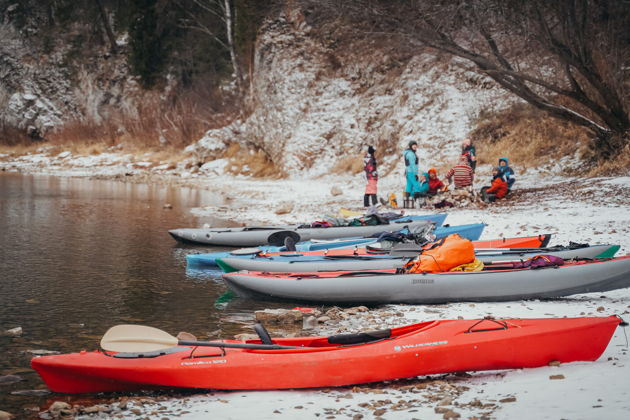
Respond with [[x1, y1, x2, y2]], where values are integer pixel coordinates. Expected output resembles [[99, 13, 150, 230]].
[[0, 173, 299, 416]]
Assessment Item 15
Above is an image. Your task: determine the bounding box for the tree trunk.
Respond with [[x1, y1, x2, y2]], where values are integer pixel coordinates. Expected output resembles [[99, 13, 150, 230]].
[[94, 0, 118, 54], [223, 0, 243, 92]]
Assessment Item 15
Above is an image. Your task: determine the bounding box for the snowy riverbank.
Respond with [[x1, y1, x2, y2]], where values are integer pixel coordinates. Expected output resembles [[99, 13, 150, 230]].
[[2, 152, 630, 419]]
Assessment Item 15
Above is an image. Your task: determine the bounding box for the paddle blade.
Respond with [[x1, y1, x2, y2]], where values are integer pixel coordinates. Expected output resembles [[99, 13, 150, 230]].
[[100, 324, 178, 353]]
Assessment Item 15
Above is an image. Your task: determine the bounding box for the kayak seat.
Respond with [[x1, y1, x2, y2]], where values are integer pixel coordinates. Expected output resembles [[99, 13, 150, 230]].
[[327, 329, 391, 345], [254, 322, 273, 345], [284, 236, 297, 251]]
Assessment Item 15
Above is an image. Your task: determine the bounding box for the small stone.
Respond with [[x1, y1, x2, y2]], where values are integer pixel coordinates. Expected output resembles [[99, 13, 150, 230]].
[[549, 374, 565, 380], [26, 349, 61, 356], [275, 202, 294, 215], [163, 203, 173, 209], [49, 401, 73, 416], [0, 410, 14, 420], [82, 406, 101, 414], [255, 309, 303, 325], [303, 316, 318, 329], [330, 186, 343, 196], [10, 389, 50, 397], [4, 327, 22, 336], [436, 408, 460, 419], [0, 375, 22, 385], [499, 397, 517, 403], [548, 360, 561, 367], [373, 408, 386, 416], [596, 306, 605, 312]]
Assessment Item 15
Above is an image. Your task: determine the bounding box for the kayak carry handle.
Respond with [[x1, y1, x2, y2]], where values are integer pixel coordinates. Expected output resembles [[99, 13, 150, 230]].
[[465, 317, 509, 333]]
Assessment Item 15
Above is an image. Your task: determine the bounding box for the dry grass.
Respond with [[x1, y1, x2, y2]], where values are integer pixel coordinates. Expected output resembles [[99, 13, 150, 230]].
[[2, 83, 239, 158], [331, 153, 365, 174], [470, 104, 594, 173], [0, 122, 36, 148], [222, 143, 285, 178], [587, 141, 630, 176]]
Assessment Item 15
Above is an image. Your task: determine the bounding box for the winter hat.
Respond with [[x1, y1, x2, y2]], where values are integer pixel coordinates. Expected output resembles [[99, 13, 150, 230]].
[[428, 168, 437, 175], [499, 157, 509, 165], [408, 140, 418, 148], [368, 145, 375, 155]]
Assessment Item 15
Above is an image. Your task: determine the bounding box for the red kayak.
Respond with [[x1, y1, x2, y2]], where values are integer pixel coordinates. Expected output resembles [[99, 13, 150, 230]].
[[32, 315, 619, 393]]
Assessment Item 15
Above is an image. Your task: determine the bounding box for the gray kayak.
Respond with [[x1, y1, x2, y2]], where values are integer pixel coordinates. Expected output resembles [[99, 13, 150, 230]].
[[221, 256, 630, 304], [168, 218, 434, 247], [217, 244, 620, 273]]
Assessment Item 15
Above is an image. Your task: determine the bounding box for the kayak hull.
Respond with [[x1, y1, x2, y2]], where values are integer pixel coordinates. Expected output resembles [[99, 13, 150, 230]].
[[170, 214, 447, 247], [217, 244, 620, 273], [222, 256, 630, 304], [31, 316, 620, 393]]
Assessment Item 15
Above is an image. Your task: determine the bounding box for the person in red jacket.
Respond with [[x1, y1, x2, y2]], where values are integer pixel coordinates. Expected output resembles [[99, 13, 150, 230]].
[[480, 167, 508, 202], [427, 168, 446, 195]]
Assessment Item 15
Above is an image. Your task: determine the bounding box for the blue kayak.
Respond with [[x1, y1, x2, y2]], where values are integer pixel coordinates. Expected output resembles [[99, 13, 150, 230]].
[[186, 222, 485, 268]]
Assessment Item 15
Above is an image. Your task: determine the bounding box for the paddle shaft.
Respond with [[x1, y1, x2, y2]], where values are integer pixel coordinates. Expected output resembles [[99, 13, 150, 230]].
[[177, 340, 304, 350]]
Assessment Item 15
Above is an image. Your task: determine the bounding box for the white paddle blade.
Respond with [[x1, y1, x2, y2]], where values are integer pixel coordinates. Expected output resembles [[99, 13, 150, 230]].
[[100, 324, 178, 353]]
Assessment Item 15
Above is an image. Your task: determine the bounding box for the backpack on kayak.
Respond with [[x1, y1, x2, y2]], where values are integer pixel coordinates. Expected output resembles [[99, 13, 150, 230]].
[[403, 233, 475, 273], [512, 255, 564, 269]]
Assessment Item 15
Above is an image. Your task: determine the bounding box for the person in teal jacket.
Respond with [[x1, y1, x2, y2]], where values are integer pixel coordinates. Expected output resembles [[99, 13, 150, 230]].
[[404, 141, 421, 198], [417, 172, 430, 196]]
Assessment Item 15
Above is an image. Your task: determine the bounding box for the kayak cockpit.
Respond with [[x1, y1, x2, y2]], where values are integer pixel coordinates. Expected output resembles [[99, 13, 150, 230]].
[[251, 320, 441, 349]]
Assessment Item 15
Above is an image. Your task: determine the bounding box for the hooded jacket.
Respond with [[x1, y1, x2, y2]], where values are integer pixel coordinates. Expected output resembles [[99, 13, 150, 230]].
[[498, 157, 515, 189], [427, 169, 444, 194]]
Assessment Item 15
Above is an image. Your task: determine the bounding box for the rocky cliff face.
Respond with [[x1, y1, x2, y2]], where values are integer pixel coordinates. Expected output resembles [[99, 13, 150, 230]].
[[0, 11, 139, 140], [190, 6, 513, 176], [1, 2, 513, 176]]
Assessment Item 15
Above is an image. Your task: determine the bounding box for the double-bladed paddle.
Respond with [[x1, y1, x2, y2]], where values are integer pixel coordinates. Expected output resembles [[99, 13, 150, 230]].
[[100, 324, 305, 352]]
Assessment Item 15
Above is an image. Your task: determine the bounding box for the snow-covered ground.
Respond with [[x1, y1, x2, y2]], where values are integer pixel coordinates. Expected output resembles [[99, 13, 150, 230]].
[[2, 153, 630, 419]]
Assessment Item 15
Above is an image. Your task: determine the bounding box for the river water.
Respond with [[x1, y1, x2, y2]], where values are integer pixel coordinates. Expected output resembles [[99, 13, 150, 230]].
[[0, 173, 293, 417]]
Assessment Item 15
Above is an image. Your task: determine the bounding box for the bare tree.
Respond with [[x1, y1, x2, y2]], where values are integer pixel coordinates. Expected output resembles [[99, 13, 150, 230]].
[[335, 0, 630, 159], [94, 0, 117, 53], [179, 0, 243, 92]]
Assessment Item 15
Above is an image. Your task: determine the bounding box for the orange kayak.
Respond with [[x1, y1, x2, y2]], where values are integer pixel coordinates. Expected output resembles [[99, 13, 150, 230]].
[[32, 315, 619, 393], [256, 234, 552, 258]]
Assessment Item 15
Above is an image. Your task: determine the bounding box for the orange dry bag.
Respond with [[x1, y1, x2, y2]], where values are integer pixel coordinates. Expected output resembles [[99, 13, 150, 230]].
[[404, 233, 475, 273]]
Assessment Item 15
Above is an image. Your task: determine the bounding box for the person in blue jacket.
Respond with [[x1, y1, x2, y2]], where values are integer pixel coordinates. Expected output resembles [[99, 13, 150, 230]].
[[498, 157, 515, 191], [404, 141, 420, 199], [417, 172, 430, 197]]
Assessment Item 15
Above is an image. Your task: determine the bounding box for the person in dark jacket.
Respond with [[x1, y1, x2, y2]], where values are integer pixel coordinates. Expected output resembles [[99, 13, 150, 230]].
[[498, 157, 515, 191], [461, 138, 477, 172], [481, 166, 508, 202], [363, 145, 378, 207]]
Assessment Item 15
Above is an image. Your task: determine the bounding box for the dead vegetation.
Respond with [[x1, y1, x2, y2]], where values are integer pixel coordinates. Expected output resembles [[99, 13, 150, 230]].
[[331, 153, 365, 175], [1, 83, 238, 155], [468, 103, 625, 175], [221, 143, 285, 178]]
